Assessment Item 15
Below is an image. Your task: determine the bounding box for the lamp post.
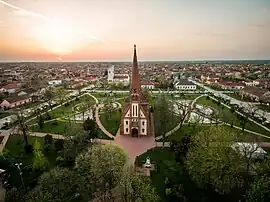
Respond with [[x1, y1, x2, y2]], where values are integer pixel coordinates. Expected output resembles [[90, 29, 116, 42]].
[[15, 163, 24, 189]]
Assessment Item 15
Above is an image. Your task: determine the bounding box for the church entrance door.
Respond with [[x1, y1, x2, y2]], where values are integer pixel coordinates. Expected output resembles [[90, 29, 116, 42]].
[[131, 128, 139, 137]]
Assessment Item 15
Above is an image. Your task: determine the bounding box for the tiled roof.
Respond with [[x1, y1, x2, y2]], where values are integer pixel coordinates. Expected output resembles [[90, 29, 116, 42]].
[[5, 95, 31, 104], [176, 80, 196, 86], [220, 82, 246, 87], [113, 76, 128, 79], [2, 83, 18, 90], [242, 86, 269, 97], [141, 80, 154, 85]]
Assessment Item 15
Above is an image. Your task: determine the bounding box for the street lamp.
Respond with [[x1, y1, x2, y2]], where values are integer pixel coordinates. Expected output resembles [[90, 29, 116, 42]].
[[15, 163, 25, 188]]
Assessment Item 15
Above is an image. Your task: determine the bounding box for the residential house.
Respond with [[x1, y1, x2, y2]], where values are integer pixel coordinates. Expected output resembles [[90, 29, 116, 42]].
[[17, 88, 38, 97], [0, 95, 32, 109], [141, 80, 155, 89], [68, 81, 84, 89], [0, 83, 20, 94], [218, 82, 246, 90], [174, 80, 197, 90], [241, 86, 269, 102], [245, 80, 260, 87], [255, 78, 270, 89]]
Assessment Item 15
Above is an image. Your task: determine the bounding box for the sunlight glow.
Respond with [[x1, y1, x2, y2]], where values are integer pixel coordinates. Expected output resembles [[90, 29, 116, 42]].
[[37, 21, 79, 54]]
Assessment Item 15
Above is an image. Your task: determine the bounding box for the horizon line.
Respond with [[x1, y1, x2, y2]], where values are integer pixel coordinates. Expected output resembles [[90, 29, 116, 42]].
[[1, 59, 270, 63]]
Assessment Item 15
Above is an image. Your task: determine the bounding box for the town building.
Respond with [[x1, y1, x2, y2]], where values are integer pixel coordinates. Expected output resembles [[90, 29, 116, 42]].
[[174, 80, 197, 90], [141, 80, 155, 89], [218, 82, 246, 90], [0, 95, 32, 109], [0, 83, 20, 94], [107, 65, 130, 86], [120, 45, 152, 137], [241, 86, 270, 102]]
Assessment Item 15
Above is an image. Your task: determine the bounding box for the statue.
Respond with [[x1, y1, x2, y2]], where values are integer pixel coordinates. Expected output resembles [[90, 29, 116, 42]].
[[145, 156, 151, 168]]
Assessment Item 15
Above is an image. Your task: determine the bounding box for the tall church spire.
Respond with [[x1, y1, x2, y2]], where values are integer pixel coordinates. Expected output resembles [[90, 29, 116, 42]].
[[131, 44, 141, 93]]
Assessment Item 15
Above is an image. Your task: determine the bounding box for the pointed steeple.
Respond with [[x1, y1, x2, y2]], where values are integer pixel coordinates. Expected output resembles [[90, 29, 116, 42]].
[[131, 44, 141, 94]]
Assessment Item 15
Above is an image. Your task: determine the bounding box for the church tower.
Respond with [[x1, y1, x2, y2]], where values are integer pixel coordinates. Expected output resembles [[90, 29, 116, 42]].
[[120, 45, 152, 137]]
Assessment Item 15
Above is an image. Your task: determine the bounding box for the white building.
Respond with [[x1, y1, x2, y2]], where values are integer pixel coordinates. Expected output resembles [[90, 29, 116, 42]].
[[174, 80, 197, 90], [48, 80, 62, 86], [141, 80, 155, 89], [107, 65, 130, 86]]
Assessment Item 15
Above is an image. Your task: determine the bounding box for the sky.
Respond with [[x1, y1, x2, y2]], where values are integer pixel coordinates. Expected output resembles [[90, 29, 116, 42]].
[[0, 0, 270, 61]]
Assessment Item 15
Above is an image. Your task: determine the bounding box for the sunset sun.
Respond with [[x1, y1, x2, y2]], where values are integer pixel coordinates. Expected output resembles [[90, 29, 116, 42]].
[[37, 21, 79, 55]]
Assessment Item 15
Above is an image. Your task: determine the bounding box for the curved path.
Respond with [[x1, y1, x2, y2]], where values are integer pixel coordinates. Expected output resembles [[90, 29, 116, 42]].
[[95, 104, 116, 140], [155, 95, 205, 141]]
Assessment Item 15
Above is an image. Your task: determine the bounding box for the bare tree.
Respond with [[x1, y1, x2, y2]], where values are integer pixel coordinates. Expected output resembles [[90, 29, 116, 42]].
[[44, 87, 55, 110], [55, 87, 67, 106]]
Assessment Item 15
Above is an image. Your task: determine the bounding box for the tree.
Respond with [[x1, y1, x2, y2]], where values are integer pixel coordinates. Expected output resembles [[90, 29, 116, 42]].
[[103, 97, 114, 119], [154, 94, 174, 137], [14, 110, 32, 153], [75, 144, 127, 201], [55, 87, 66, 106], [246, 175, 270, 202], [37, 115, 44, 129], [32, 140, 49, 171], [44, 88, 55, 110], [119, 169, 160, 202], [24, 167, 79, 202], [185, 126, 246, 195], [83, 117, 98, 139]]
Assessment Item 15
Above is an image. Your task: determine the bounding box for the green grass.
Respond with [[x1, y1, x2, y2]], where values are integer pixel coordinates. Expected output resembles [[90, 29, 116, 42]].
[[99, 109, 121, 135], [164, 124, 270, 142], [5, 135, 58, 168], [96, 129, 114, 140], [27, 95, 96, 126], [136, 147, 175, 201], [257, 104, 270, 113], [91, 93, 129, 98], [49, 94, 95, 118], [21, 101, 43, 109], [30, 121, 82, 135], [0, 111, 11, 119], [197, 96, 269, 135]]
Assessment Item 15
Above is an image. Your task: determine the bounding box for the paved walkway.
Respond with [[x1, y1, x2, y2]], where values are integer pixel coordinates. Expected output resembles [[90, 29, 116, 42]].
[[155, 94, 205, 140], [95, 104, 116, 140]]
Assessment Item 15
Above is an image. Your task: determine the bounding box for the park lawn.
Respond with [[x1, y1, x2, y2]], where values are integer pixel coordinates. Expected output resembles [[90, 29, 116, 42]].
[[5, 135, 58, 168], [49, 94, 95, 118], [91, 92, 129, 98], [196, 97, 269, 135], [30, 121, 83, 135], [21, 100, 43, 110], [136, 148, 175, 201], [257, 104, 270, 113], [96, 129, 114, 140], [169, 94, 201, 101], [0, 111, 11, 119], [99, 109, 121, 136], [164, 124, 270, 142]]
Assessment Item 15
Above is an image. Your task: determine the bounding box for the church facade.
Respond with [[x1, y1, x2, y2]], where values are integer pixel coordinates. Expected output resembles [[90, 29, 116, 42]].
[[120, 45, 152, 137]]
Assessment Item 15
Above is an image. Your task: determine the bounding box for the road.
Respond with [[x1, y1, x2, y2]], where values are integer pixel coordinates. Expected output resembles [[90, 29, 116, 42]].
[[191, 80, 270, 123]]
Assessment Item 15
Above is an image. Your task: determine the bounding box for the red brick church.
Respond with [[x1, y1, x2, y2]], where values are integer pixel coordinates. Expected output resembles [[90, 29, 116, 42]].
[[120, 45, 152, 137]]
